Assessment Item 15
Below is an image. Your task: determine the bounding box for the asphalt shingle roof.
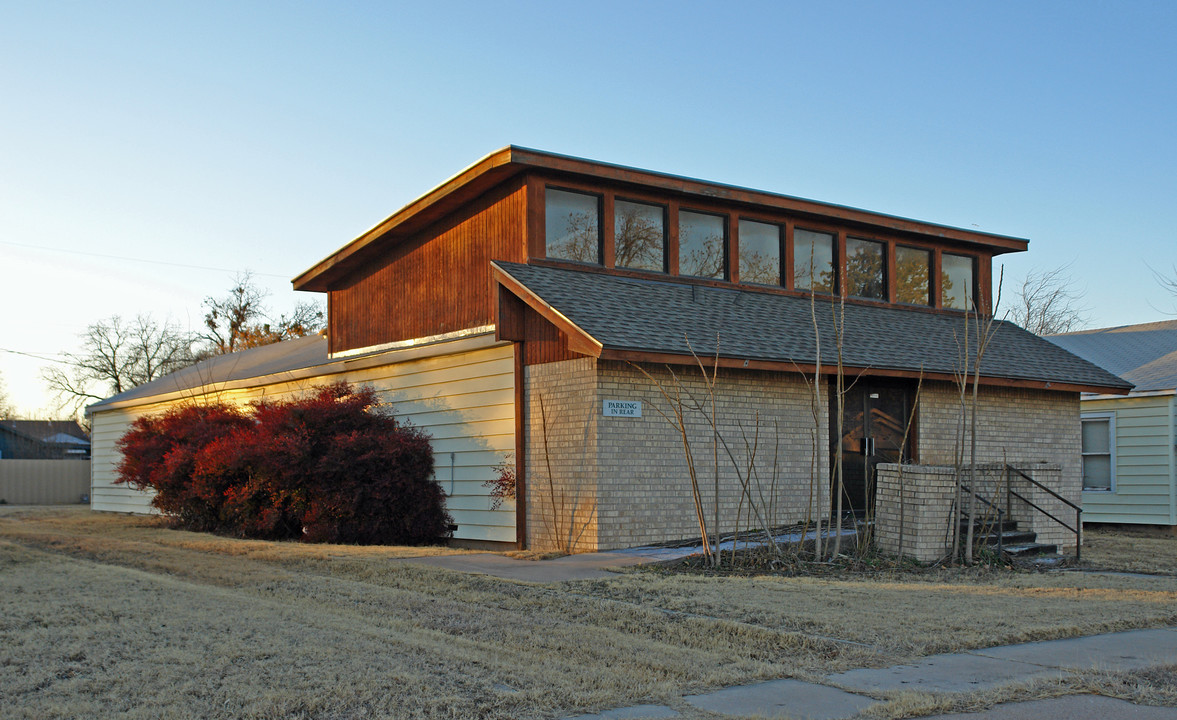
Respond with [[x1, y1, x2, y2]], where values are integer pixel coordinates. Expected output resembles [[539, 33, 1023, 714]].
[[496, 262, 1131, 391], [1048, 320, 1177, 393]]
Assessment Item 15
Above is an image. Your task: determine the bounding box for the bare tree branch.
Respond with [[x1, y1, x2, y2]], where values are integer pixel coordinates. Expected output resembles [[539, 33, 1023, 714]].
[[200, 272, 325, 356], [42, 314, 195, 418], [1006, 263, 1088, 335]]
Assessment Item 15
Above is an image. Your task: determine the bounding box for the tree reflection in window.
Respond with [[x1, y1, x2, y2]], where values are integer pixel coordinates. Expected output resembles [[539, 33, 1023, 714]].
[[545, 188, 600, 263], [941, 253, 974, 310], [845, 238, 884, 300], [615, 200, 665, 272], [793, 228, 835, 293], [738, 219, 781, 285], [679, 211, 725, 279], [895, 246, 931, 306]]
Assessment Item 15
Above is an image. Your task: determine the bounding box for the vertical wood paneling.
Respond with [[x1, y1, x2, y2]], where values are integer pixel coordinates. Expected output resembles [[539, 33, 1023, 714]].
[[522, 306, 578, 365], [329, 178, 528, 354]]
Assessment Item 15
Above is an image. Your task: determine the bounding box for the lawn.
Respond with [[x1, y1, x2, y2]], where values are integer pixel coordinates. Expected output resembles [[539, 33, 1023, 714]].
[[1, 507, 1175, 719]]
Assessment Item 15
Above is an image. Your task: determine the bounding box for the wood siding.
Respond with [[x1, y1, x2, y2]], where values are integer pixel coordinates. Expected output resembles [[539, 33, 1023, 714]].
[[328, 179, 527, 354], [91, 342, 518, 543], [522, 305, 578, 366], [1081, 395, 1177, 525]]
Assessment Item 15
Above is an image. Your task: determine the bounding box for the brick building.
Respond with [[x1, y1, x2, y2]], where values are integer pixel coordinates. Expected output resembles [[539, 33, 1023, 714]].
[[89, 147, 1129, 551]]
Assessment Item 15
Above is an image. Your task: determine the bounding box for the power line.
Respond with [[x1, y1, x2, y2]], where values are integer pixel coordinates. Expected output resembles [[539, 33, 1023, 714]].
[[0, 348, 71, 365], [0, 240, 292, 279]]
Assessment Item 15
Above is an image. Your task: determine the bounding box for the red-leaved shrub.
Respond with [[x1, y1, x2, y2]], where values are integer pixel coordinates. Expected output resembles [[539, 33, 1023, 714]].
[[116, 382, 452, 545], [116, 403, 252, 530]]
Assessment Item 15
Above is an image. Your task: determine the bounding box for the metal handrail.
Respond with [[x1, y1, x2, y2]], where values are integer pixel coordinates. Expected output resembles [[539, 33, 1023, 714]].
[[959, 483, 1006, 556], [1004, 464, 1083, 561]]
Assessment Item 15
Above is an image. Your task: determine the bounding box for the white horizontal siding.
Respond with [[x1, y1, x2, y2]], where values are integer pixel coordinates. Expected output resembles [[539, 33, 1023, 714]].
[[1081, 395, 1176, 524], [90, 341, 517, 543]]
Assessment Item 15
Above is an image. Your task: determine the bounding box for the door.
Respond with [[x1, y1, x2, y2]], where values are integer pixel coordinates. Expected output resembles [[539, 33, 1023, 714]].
[[831, 381, 915, 517]]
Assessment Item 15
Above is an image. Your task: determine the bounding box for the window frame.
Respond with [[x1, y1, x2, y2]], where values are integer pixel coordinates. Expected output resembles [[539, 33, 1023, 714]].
[[894, 244, 932, 307], [544, 185, 604, 266], [737, 217, 784, 287], [613, 196, 668, 273], [792, 225, 838, 295], [678, 208, 729, 280], [940, 252, 977, 312], [1080, 411, 1116, 493], [844, 236, 887, 301]]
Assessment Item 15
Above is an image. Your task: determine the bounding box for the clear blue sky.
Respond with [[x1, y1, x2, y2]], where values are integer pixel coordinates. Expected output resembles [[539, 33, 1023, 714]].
[[2, 1, 1176, 416]]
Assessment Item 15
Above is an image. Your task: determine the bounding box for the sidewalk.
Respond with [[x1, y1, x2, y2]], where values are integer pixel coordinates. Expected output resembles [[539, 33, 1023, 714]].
[[568, 626, 1177, 720]]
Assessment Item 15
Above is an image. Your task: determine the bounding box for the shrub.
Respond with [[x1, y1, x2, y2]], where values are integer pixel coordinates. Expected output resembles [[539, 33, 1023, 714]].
[[117, 382, 452, 544], [116, 403, 251, 530]]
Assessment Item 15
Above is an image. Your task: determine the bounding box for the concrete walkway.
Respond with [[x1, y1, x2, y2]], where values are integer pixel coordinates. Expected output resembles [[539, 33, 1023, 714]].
[[567, 627, 1177, 720]]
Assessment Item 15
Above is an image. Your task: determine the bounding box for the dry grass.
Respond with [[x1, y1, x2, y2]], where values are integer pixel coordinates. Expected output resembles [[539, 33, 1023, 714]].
[[574, 568, 1177, 658], [1082, 524, 1177, 576], [0, 508, 874, 719], [2, 509, 1175, 719], [862, 665, 1177, 719]]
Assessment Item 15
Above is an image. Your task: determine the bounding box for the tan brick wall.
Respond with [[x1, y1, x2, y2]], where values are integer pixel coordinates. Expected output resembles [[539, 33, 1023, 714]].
[[523, 357, 601, 553], [876, 464, 957, 562], [917, 382, 1080, 483], [593, 362, 830, 550], [524, 358, 832, 552]]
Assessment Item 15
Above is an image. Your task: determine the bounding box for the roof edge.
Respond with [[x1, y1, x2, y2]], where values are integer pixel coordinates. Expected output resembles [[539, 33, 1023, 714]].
[[295, 146, 1031, 292]]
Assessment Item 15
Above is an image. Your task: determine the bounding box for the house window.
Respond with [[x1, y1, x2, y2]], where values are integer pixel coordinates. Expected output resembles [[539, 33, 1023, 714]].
[[615, 199, 665, 272], [738, 219, 781, 286], [941, 253, 975, 310], [545, 188, 601, 264], [1081, 413, 1115, 491], [896, 246, 931, 306], [793, 228, 835, 293], [679, 210, 726, 279], [845, 237, 885, 300]]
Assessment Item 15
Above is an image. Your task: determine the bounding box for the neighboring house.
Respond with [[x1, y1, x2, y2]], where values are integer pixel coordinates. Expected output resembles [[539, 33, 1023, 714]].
[[89, 147, 1129, 551], [0, 420, 91, 460], [1048, 321, 1177, 527]]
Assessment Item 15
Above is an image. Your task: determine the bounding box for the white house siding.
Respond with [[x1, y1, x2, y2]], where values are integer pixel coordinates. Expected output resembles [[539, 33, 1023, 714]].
[[1081, 394, 1177, 525], [90, 341, 517, 543]]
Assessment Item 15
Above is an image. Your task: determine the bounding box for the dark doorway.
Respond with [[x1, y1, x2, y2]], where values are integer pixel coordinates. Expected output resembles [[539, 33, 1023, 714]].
[[830, 380, 916, 517]]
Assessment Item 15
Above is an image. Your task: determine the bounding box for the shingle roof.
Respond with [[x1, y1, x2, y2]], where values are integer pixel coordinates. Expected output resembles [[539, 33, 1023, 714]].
[[1047, 320, 1177, 393], [495, 262, 1131, 392], [0, 420, 90, 443], [87, 334, 330, 411]]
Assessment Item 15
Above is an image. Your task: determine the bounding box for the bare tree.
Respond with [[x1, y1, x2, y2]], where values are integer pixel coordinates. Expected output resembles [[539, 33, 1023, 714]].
[[1151, 263, 1177, 314], [201, 272, 325, 356], [0, 371, 15, 419], [43, 315, 195, 417], [1007, 264, 1087, 335]]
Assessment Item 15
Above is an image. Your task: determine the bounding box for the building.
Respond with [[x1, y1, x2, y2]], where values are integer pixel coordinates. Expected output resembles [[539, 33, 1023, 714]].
[[0, 420, 91, 460], [89, 147, 1129, 551], [1048, 321, 1177, 527]]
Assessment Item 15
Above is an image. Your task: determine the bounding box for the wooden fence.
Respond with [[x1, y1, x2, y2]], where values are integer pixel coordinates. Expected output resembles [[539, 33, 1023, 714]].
[[0, 460, 91, 505]]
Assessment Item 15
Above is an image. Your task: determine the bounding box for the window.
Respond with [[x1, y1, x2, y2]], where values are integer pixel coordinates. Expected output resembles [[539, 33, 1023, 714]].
[[1081, 413, 1115, 491], [941, 253, 975, 310], [738, 219, 781, 285], [545, 188, 600, 263], [615, 199, 665, 272], [845, 237, 885, 300], [679, 210, 726, 279], [895, 246, 931, 306], [793, 228, 835, 293]]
